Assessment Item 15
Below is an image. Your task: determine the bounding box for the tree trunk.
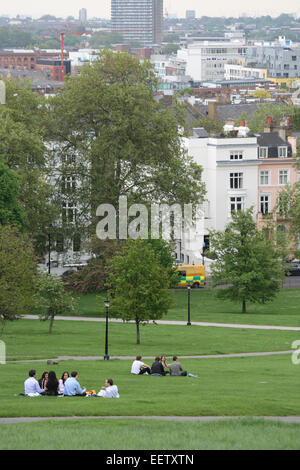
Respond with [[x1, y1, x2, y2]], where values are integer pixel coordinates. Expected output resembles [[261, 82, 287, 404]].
[[136, 320, 140, 345], [49, 316, 54, 334], [242, 300, 246, 314]]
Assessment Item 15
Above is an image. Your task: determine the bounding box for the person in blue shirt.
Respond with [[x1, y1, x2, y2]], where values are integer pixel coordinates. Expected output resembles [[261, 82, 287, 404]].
[[63, 371, 86, 396]]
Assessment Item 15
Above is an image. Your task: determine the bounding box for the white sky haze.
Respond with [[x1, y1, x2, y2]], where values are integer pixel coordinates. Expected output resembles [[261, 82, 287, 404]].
[[0, 0, 299, 19]]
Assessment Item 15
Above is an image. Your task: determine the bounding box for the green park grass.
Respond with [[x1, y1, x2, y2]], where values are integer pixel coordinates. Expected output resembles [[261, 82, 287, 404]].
[[75, 288, 300, 327], [1, 319, 300, 360], [1, 354, 300, 418], [1, 418, 300, 450]]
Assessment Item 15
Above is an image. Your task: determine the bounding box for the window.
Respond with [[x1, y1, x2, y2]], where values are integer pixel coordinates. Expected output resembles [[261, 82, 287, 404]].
[[56, 233, 64, 253], [230, 151, 243, 160], [73, 233, 81, 252], [61, 176, 76, 192], [278, 147, 287, 158], [260, 195, 270, 214], [260, 170, 270, 185], [259, 147, 268, 158], [62, 201, 77, 224], [62, 154, 76, 165], [230, 196, 244, 213], [279, 170, 289, 185], [230, 173, 243, 189]]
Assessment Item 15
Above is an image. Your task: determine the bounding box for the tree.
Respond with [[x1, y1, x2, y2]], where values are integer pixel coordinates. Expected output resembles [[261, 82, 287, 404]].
[[107, 240, 174, 344], [0, 159, 27, 230], [247, 104, 300, 133], [209, 209, 284, 313], [0, 225, 36, 325], [63, 238, 121, 293], [50, 51, 205, 237], [0, 79, 59, 254], [251, 89, 271, 99], [36, 272, 77, 334], [276, 183, 300, 244], [161, 43, 180, 55]]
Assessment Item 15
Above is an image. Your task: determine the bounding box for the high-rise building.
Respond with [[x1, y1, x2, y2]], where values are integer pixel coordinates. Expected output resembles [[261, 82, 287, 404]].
[[111, 0, 163, 47], [186, 10, 196, 20], [79, 8, 87, 24]]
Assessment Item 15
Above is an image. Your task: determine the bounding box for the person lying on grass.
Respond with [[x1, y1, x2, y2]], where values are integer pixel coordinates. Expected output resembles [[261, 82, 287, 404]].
[[97, 378, 120, 398]]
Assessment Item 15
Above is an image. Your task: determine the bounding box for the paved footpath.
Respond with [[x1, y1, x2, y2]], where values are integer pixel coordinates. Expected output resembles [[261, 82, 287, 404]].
[[22, 315, 300, 331], [8, 350, 295, 364], [1, 415, 300, 424]]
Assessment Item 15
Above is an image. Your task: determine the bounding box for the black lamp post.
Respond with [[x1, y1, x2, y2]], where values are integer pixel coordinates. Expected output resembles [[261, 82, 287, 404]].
[[47, 224, 53, 275], [104, 297, 110, 360], [187, 286, 191, 326], [202, 241, 206, 266]]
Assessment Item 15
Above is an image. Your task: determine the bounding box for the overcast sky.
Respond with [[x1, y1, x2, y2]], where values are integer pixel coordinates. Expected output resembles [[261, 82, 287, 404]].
[[1, 1, 300, 19]]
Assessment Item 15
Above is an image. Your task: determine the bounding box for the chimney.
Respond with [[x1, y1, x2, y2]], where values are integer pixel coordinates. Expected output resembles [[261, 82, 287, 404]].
[[208, 101, 217, 121], [264, 116, 274, 133]]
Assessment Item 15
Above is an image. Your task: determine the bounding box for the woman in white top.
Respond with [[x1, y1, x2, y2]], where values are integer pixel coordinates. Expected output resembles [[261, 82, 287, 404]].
[[58, 371, 69, 395]]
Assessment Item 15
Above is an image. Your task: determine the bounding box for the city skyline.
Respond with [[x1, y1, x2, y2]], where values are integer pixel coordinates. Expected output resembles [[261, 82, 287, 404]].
[[1, 0, 300, 20]]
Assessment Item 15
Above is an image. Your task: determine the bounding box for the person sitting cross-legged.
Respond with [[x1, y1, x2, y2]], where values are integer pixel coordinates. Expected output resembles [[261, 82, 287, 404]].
[[150, 356, 166, 376], [24, 369, 45, 396], [131, 355, 151, 375], [167, 356, 187, 376], [64, 371, 86, 396]]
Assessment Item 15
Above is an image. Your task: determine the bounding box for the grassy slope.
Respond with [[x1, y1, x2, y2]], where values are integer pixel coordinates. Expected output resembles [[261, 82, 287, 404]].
[[75, 289, 300, 327], [1, 355, 300, 418], [1, 418, 300, 450], [2, 319, 299, 360]]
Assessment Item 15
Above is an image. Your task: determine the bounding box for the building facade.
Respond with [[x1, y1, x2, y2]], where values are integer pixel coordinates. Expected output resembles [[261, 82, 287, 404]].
[[111, 0, 163, 47], [246, 38, 300, 81], [178, 122, 297, 265], [79, 8, 87, 23], [177, 41, 247, 82]]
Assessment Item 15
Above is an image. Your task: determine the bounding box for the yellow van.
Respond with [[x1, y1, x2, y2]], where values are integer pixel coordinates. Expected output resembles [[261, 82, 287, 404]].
[[174, 264, 206, 288]]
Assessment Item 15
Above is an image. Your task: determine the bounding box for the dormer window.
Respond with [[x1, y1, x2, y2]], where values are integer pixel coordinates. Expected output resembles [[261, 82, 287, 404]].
[[259, 147, 268, 158], [279, 146, 287, 158]]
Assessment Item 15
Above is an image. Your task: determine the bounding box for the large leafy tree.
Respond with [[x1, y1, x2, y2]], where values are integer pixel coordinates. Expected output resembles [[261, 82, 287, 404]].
[[108, 240, 174, 344], [209, 209, 284, 313], [0, 79, 59, 254], [49, 51, 205, 240], [0, 160, 27, 230], [0, 225, 36, 325]]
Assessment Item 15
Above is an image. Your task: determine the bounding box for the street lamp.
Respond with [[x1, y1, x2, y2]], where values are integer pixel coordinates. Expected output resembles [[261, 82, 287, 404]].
[[187, 286, 191, 326], [47, 224, 53, 275], [104, 297, 110, 360], [202, 241, 206, 266]]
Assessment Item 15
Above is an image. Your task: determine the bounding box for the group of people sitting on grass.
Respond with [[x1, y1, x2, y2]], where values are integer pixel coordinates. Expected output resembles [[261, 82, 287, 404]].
[[23, 369, 119, 398], [131, 355, 194, 377]]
